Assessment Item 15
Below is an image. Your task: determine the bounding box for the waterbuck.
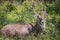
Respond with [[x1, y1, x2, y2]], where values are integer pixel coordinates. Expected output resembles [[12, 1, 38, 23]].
[[1, 10, 47, 40]]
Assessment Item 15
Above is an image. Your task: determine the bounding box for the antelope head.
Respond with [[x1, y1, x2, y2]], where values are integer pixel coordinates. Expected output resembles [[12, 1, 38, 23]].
[[34, 10, 48, 31]]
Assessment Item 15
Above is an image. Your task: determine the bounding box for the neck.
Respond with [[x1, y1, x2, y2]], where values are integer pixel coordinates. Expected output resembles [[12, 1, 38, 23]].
[[30, 21, 42, 35]]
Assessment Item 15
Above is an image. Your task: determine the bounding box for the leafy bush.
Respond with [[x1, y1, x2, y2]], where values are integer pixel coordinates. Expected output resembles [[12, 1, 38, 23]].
[[0, 0, 60, 40]]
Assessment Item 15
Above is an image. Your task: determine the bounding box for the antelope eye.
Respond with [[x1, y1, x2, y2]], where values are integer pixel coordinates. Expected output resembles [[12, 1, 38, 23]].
[[42, 22, 44, 24]]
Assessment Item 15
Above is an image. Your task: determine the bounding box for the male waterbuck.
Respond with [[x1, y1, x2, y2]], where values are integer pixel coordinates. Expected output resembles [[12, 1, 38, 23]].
[[1, 8, 47, 40]]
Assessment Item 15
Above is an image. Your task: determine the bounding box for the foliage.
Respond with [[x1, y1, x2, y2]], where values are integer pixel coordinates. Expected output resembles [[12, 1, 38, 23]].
[[0, 0, 60, 40]]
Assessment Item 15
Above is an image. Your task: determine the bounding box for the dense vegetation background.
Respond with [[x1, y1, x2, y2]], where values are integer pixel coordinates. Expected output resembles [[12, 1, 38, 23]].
[[0, 0, 60, 40]]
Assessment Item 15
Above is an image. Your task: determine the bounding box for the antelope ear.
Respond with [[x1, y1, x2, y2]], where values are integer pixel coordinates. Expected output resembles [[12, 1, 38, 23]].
[[34, 13, 39, 19], [42, 13, 48, 19], [44, 13, 48, 18]]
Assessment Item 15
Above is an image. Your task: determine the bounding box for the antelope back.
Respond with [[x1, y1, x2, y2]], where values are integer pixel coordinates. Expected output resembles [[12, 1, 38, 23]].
[[1, 24, 32, 37]]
